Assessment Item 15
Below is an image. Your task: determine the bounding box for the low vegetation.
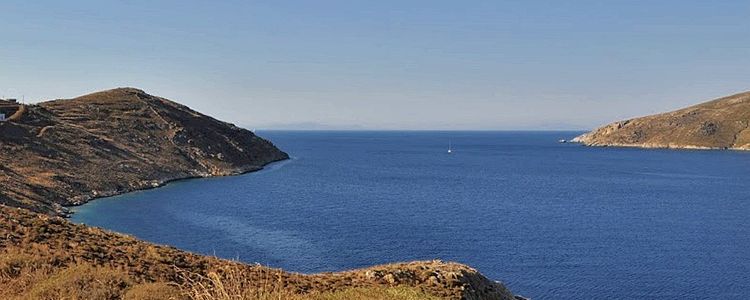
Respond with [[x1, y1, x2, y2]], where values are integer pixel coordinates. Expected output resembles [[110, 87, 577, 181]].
[[0, 253, 438, 300]]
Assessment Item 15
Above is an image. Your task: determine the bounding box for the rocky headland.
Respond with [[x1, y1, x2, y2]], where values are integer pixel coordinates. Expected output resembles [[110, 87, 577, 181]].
[[0, 88, 288, 216], [573, 91, 750, 150], [0, 88, 520, 299]]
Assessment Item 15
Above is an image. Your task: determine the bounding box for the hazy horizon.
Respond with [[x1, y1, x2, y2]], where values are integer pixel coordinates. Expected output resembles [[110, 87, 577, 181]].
[[2, 1, 749, 130]]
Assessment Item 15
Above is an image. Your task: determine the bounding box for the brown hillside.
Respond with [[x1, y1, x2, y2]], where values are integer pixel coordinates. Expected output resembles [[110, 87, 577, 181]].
[[0, 88, 288, 215], [0, 205, 518, 300], [573, 91, 750, 150]]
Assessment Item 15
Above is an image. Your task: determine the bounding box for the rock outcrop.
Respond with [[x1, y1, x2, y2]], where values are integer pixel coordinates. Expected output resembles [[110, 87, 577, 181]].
[[573, 91, 750, 150], [0, 88, 288, 215]]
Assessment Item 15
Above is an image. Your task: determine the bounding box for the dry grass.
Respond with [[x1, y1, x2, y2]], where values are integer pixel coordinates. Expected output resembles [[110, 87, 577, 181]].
[[124, 283, 183, 300], [310, 286, 440, 300], [178, 266, 438, 300], [0, 249, 438, 300], [179, 267, 291, 300], [6, 104, 26, 121], [25, 264, 131, 300]]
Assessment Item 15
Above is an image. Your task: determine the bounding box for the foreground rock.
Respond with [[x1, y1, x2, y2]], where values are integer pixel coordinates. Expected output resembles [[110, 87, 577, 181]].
[[573, 91, 750, 150], [0, 88, 288, 215]]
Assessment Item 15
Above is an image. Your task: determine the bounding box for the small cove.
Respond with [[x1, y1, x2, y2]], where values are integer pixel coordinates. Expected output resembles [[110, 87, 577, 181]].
[[72, 131, 750, 299]]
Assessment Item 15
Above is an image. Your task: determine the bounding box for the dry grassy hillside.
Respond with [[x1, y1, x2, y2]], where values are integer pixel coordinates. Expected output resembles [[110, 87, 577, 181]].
[[0, 205, 518, 300], [573, 91, 750, 150], [0, 88, 288, 215]]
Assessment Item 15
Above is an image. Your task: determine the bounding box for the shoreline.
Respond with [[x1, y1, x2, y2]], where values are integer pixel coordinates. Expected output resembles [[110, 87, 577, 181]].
[[572, 141, 750, 152], [59, 156, 291, 217]]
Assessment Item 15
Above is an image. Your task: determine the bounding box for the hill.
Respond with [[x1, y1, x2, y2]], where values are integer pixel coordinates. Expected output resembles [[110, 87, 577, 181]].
[[573, 91, 750, 150], [0, 88, 288, 215]]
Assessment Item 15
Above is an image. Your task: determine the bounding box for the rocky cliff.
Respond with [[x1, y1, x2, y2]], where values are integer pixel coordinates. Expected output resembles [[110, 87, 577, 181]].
[[0, 88, 288, 215], [573, 91, 750, 150]]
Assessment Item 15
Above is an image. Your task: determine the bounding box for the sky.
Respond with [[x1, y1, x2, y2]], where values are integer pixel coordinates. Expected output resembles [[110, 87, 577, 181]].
[[1, 1, 749, 130]]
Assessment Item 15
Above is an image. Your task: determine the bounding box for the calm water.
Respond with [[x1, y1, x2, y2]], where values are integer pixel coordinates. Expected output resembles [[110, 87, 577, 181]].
[[72, 131, 750, 299]]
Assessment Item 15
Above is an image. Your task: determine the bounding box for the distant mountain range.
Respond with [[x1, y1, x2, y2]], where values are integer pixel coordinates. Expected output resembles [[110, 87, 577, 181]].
[[253, 121, 369, 131], [574, 91, 750, 150]]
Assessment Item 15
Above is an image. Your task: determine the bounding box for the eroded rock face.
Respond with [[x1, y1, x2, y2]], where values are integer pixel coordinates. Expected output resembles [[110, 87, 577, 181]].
[[0, 88, 288, 215], [573, 91, 750, 150], [322, 260, 517, 299]]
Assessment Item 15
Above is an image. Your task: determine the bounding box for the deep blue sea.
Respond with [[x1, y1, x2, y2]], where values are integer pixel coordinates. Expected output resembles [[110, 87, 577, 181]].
[[71, 131, 750, 299]]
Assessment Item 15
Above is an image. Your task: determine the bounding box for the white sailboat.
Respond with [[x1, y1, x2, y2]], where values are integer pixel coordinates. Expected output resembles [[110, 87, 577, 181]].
[[447, 140, 452, 154]]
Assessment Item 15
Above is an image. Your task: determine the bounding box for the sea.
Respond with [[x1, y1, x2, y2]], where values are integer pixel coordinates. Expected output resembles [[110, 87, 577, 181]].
[[71, 131, 750, 299]]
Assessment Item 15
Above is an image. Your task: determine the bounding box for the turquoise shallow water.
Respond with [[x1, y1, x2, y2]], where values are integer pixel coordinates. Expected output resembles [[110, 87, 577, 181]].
[[72, 131, 750, 299]]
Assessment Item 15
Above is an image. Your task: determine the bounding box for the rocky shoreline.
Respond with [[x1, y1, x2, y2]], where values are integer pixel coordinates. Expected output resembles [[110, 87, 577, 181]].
[[574, 91, 750, 151], [59, 159, 287, 216], [571, 137, 750, 151]]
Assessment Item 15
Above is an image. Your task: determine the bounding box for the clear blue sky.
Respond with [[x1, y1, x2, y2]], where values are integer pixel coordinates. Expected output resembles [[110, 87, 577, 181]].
[[1, 1, 748, 130]]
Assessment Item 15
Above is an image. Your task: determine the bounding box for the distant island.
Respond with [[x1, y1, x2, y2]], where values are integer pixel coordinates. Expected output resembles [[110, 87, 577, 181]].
[[573, 91, 750, 150], [0, 88, 520, 300]]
